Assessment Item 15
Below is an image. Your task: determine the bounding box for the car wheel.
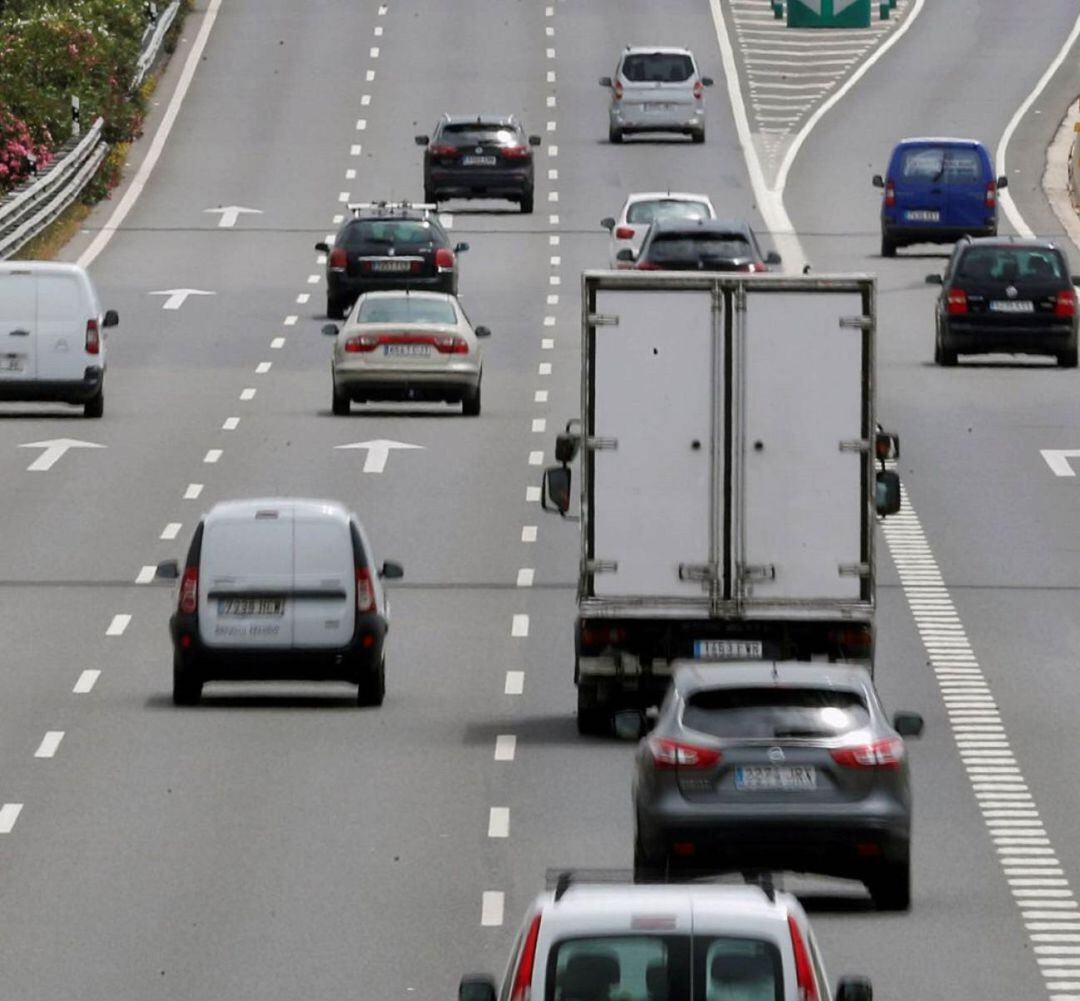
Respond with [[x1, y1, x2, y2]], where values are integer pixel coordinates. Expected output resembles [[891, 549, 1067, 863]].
[[939, 339, 958, 367], [332, 383, 351, 416], [691, 128, 705, 144], [881, 236, 896, 259], [609, 126, 623, 144], [576, 685, 610, 736], [462, 382, 481, 417], [1058, 348, 1078, 368], [867, 858, 911, 911], [326, 294, 346, 320], [634, 839, 667, 884], [173, 654, 203, 706], [520, 190, 534, 214], [357, 657, 386, 707], [84, 387, 104, 419]]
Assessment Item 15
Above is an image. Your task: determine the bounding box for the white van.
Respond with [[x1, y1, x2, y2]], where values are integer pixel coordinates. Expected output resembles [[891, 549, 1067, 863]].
[[0, 261, 116, 417], [163, 498, 403, 706]]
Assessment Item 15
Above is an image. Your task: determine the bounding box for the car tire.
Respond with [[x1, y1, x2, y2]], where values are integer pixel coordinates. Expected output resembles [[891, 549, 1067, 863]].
[[84, 387, 104, 419], [1058, 348, 1078, 368], [520, 190, 534, 214], [609, 126, 623, 144], [691, 128, 705, 144], [332, 383, 351, 416], [867, 858, 911, 911], [881, 236, 896, 259], [462, 382, 481, 417], [172, 655, 203, 706], [576, 685, 609, 736], [939, 342, 958, 367], [633, 839, 667, 884], [357, 657, 386, 707], [327, 294, 346, 320]]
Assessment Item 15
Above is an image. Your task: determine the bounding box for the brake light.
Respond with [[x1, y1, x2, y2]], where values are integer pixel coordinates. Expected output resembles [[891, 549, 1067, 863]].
[[1055, 288, 1077, 317], [510, 913, 543, 1001], [434, 335, 469, 354], [329, 247, 347, 271], [947, 289, 968, 316], [613, 80, 623, 100], [831, 737, 905, 771], [693, 80, 704, 100], [580, 625, 627, 649], [85, 318, 100, 355], [178, 567, 198, 615], [636, 261, 662, 270], [356, 566, 376, 613], [787, 914, 819, 1001], [344, 335, 378, 353], [430, 142, 458, 158], [884, 181, 896, 208], [648, 737, 721, 770], [501, 145, 531, 159], [985, 181, 997, 208], [435, 247, 456, 271], [827, 625, 872, 658], [739, 262, 768, 273], [613, 226, 634, 240]]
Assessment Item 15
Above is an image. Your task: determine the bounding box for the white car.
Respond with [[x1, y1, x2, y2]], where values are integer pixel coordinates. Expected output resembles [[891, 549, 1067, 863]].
[[323, 290, 490, 416], [459, 877, 873, 1001], [601, 192, 716, 268]]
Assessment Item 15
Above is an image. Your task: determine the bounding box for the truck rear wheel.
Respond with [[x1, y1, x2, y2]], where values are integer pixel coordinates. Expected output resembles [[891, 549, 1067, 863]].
[[576, 685, 609, 736]]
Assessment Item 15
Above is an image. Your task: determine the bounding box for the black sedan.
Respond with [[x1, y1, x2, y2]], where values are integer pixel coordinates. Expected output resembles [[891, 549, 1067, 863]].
[[416, 115, 541, 213], [633, 662, 923, 910], [928, 236, 1079, 367], [315, 201, 469, 319], [619, 217, 781, 272]]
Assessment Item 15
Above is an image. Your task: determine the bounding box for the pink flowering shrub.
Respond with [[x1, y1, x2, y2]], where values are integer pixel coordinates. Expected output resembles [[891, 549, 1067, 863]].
[[0, 106, 53, 189]]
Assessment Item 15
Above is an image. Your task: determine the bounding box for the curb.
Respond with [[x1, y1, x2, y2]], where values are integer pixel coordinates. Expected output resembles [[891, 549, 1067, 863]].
[[1043, 97, 1080, 252]]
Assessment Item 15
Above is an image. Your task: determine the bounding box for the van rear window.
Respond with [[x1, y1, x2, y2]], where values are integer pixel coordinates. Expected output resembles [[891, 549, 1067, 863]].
[[620, 53, 694, 84], [900, 147, 982, 184]]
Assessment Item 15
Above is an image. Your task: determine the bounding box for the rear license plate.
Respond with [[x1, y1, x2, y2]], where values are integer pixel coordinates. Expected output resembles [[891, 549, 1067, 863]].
[[647, 103, 676, 111], [694, 639, 763, 660], [904, 210, 940, 222], [989, 300, 1035, 313], [383, 344, 430, 357], [462, 155, 496, 166], [735, 766, 816, 791], [218, 598, 284, 617], [0, 355, 23, 372], [370, 259, 411, 273]]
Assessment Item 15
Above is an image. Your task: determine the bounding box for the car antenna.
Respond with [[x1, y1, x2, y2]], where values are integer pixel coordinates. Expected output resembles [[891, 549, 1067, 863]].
[[554, 871, 573, 902]]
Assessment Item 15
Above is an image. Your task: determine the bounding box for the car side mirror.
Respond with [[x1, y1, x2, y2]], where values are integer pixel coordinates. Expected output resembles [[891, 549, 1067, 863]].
[[765, 250, 782, 265], [474, 325, 491, 338], [459, 975, 498, 1001], [599, 76, 613, 88], [893, 711, 924, 738], [455, 241, 470, 253], [156, 559, 180, 580], [414, 134, 430, 146], [379, 560, 404, 580], [542, 465, 572, 514], [103, 309, 119, 328], [875, 429, 900, 461], [997, 175, 1008, 189], [1072, 275, 1080, 286], [315, 241, 330, 253], [701, 76, 714, 86], [836, 977, 872, 1001], [528, 135, 542, 146], [925, 273, 943, 285], [871, 174, 884, 188], [321, 323, 340, 337], [600, 217, 616, 231], [555, 432, 580, 464], [875, 470, 901, 517], [615, 248, 635, 262]]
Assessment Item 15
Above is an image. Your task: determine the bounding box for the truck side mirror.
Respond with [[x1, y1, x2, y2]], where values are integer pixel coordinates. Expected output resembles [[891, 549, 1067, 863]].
[[836, 977, 872, 1001], [892, 711, 924, 737], [875, 470, 901, 516], [875, 429, 900, 461], [542, 465, 572, 514], [555, 432, 580, 464], [460, 975, 498, 1001], [156, 559, 180, 580], [871, 174, 884, 188]]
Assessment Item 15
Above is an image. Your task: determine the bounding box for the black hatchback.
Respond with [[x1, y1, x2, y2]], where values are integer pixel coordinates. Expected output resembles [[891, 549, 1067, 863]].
[[621, 217, 781, 272], [315, 202, 469, 319], [415, 115, 541, 213], [928, 237, 1080, 367]]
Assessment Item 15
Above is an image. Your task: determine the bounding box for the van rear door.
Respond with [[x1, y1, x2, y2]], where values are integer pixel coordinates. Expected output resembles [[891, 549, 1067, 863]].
[[292, 512, 355, 648], [892, 143, 948, 228], [199, 509, 294, 648], [35, 271, 88, 382], [0, 270, 37, 381], [944, 145, 993, 232]]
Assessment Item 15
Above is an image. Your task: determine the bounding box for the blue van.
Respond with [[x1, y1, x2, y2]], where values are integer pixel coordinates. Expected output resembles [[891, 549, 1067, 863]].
[[873, 138, 1008, 258]]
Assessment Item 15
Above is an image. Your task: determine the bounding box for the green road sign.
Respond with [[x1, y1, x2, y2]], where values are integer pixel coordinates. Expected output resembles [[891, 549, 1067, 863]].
[[788, 0, 871, 28]]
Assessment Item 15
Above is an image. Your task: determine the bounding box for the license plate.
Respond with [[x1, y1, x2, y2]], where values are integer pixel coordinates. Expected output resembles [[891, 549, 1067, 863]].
[[694, 639, 763, 660], [462, 155, 496, 166], [218, 598, 284, 617], [647, 103, 676, 111], [989, 300, 1035, 313], [0, 355, 24, 372], [383, 344, 430, 357], [904, 210, 940, 222], [735, 766, 816, 791], [370, 259, 411, 273]]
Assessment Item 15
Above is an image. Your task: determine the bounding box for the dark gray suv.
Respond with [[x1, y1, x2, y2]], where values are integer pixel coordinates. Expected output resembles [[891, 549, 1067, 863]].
[[633, 663, 923, 910]]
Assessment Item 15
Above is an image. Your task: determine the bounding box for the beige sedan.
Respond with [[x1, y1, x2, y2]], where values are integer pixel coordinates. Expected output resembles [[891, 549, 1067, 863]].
[[323, 290, 490, 416]]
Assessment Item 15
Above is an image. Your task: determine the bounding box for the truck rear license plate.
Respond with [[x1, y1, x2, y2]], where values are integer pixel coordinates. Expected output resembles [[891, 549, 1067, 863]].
[[735, 766, 816, 791], [694, 639, 763, 659], [218, 598, 284, 617]]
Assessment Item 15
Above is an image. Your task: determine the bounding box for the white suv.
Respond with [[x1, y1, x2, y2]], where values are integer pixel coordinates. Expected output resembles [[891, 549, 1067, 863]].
[[459, 878, 872, 1001]]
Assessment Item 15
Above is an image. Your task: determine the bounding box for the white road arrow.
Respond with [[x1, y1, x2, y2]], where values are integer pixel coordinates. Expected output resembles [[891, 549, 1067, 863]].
[[20, 437, 105, 472], [148, 288, 216, 310], [1041, 449, 1080, 477], [204, 205, 262, 228], [335, 439, 424, 474]]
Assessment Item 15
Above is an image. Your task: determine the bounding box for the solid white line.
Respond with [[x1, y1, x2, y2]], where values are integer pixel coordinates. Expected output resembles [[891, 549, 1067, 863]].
[[34, 731, 64, 758], [481, 891, 505, 926], [106, 614, 131, 637], [73, 669, 100, 694], [136, 565, 156, 584], [77, 0, 224, 267], [505, 671, 524, 695], [0, 804, 23, 833], [488, 807, 510, 838], [495, 735, 516, 761], [512, 614, 529, 638]]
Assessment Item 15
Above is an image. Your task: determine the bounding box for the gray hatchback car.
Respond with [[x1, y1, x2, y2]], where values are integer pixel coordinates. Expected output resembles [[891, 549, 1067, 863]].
[[633, 663, 923, 910], [600, 46, 713, 144]]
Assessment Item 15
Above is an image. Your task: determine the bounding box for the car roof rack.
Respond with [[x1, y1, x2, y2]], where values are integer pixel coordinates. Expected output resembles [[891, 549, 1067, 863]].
[[347, 200, 438, 217], [545, 868, 636, 901], [741, 870, 776, 903]]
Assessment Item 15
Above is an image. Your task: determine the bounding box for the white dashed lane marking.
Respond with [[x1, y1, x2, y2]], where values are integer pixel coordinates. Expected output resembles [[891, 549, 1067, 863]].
[[271, 338, 285, 350], [136, 565, 156, 584], [517, 568, 535, 588], [526, 486, 541, 503], [34, 732, 64, 759], [511, 614, 529, 638], [494, 735, 517, 761], [504, 671, 525, 696], [481, 891, 504, 926], [240, 389, 256, 401], [223, 417, 240, 430], [106, 614, 131, 637], [528, 451, 544, 466], [204, 449, 223, 463], [73, 670, 100, 694], [488, 807, 510, 838], [0, 804, 23, 834], [184, 483, 203, 499], [256, 362, 272, 374], [160, 523, 182, 541]]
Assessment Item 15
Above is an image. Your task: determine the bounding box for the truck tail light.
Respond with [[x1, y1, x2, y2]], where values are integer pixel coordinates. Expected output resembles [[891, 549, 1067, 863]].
[[647, 737, 721, 770], [329, 247, 347, 271], [985, 181, 997, 208], [1055, 289, 1077, 318], [579, 624, 627, 651], [435, 247, 456, 271], [831, 737, 905, 771], [356, 566, 376, 613], [947, 289, 968, 315], [828, 625, 872, 659], [85, 318, 100, 355], [510, 913, 543, 1001], [884, 181, 896, 208], [788, 915, 820, 1001], [178, 567, 198, 615], [615, 226, 635, 240]]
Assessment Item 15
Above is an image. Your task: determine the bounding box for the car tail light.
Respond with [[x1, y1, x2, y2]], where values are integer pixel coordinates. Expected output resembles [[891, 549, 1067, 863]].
[[827, 625, 872, 659], [501, 145, 531, 159], [435, 247, 456, 271], [178, 567, 198, 615], [1055, 289, 1077, 317], [985, 181, 997, 208], [787, 914, 820, 1001], [884, 181, 896, 208], [613, 80, 624, 100], [739, 261, 768, 273], [831, 737, 905, 771], [329, 247, 347, 271], [434, 335, 469, 354], [636, 260, 662, 271], [693, 80, 704, 100], [647, 737, 721, 770], [510, 913, 543, 1001], [580, 624, 627, 650], [614, 226, 635, 240], [356, 566, 376, 613], [85, 318, 100, 355], [344, 334, 378, 352], [430, 142, 458, 158], [947, 289, 968, 315]]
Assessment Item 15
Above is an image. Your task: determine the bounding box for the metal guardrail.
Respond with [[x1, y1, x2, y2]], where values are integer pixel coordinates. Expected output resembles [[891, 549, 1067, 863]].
[[133, 2, 180, 90]]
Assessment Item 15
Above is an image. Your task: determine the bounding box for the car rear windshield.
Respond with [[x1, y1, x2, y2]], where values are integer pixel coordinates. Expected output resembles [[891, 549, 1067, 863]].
[[621, 53, 695, 83], [955, 247, 1066, 282], [683, 688, 870, 739], [356, 297, 457, 325], [648, 232, 752, 262], [899, 147, 983, 184], [441, 123, 519, 145], [345, 220, 439, 248], [627, 200, 711, 225], [546, 935, 782, 1001]]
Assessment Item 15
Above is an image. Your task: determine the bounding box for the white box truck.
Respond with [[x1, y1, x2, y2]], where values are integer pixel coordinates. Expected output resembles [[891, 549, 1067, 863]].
[[542, 272, 900, 735]]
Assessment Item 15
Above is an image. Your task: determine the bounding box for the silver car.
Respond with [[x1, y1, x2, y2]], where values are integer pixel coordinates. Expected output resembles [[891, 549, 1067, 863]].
[[633, 662, 923, 910], [600, 46, 714, 144], [322, 290, 490, 415], [601, 192, 716, 267]]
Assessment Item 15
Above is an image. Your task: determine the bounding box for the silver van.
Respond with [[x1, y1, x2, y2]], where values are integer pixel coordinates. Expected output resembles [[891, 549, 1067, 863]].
[[0, 261, 116, 417], [163, 498, 403, 706], [600, 46, 713, 144]]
